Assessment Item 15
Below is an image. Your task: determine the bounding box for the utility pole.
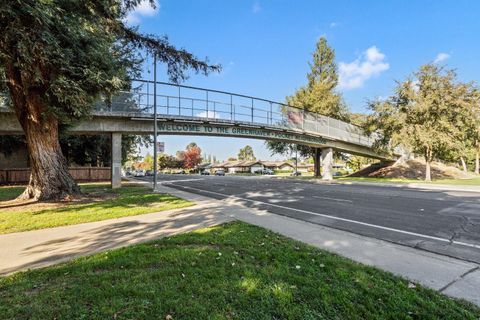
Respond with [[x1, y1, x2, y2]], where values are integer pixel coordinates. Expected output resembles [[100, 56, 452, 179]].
[[153, 54, 158, 191]]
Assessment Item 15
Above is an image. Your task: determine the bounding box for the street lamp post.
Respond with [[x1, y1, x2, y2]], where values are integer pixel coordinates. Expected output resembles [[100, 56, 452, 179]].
[[153, 54, 158, 191]]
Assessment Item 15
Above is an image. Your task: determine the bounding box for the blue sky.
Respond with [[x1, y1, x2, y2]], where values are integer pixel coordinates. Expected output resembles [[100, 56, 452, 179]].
[[131, 0, 480, 161]]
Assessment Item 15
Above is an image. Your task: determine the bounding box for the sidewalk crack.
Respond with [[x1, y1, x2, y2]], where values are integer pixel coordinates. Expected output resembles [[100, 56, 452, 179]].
[[438, 266, 480, 293]]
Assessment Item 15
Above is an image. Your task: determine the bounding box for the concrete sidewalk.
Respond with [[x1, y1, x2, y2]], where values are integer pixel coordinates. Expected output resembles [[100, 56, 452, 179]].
[[1, 182, 479, 306], [0, 197, 233, 276]]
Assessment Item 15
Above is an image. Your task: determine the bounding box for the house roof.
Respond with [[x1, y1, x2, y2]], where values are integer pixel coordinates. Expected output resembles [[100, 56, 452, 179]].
[[262, 161, 294, 168], [197, 163, 212, 169], [211, 160, 263, 168], [212, 160, 295, 169]]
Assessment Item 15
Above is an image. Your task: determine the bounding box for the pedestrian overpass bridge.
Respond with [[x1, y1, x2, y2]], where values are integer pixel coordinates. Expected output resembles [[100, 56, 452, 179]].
[[0, 79, 393, 184], [0, 79, 387, 157]]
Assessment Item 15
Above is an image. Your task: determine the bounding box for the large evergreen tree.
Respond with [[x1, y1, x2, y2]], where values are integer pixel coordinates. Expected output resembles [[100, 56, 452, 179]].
[[0, 0, 219, 200], [266, 37, 348, 176], [286, 37, 348, 120]]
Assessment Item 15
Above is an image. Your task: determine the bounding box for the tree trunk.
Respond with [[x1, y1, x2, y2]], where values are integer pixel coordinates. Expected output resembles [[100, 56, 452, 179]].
[[424, 146, 434, 182], [460, 157, 468, 173], [6, 63, 81, 201], [313, 148, 321, 177], [476, 145, 480, 175], [425, 159, 432, 182], [19, 114, 81, 201], [424, 147, 433, 182]]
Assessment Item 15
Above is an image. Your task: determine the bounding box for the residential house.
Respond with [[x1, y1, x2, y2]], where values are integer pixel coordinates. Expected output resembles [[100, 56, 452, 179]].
[[212, 160, 298, 173], [212, 160, 264, 173], [197, 163, 212, 174], [295, 163, 314, 173], [261, 161, 295, 171]]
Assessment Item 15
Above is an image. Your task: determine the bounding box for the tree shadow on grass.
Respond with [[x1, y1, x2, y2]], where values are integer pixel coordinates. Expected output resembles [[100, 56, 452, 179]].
[[1, 202, 232, 275], [24, 193, 183, 216]]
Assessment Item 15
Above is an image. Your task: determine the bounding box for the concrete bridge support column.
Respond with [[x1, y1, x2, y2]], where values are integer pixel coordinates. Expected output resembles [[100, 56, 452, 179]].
[[111, 133, 122, 189], [314, 148, 321, 177], [321, 147, 333, 181]]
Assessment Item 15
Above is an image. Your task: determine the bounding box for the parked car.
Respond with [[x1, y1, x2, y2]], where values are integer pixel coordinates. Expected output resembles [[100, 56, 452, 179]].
[[215, 170, 225, 176], [262, 169, 274, 175], [145, 170, 154, 176], [200, 171, 210, 175], [333, 171, 343, 177], [254, 168, 273, 175], [173, 170, 186, 174], [133, 169, 146, 177], [290, 171, 302, 176]]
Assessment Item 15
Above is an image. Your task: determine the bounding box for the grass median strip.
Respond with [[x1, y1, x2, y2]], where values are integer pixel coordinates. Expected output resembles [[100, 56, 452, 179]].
[[335, 176, 480, 185], [0, 221, 478, 319], [0, 183, 193, 234]]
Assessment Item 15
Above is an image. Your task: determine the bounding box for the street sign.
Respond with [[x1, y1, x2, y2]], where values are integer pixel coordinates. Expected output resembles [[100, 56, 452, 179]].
[[157, 142, 165, 153]]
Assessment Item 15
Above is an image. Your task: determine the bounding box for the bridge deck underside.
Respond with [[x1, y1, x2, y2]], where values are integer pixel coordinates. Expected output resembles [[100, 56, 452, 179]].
[[0, 111, 392, 160]]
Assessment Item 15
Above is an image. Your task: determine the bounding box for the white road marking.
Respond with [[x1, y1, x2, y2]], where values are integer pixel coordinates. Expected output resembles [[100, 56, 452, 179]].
[[312, 195, 353, 203], [159, 178, 204, 184], [165, 182, 480, 250]]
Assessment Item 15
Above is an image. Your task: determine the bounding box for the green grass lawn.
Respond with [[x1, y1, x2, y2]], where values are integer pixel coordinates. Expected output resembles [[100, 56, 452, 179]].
[[0, 183, 192, 234], [0, 222, 478, 319], [0, 186, 25, 201]]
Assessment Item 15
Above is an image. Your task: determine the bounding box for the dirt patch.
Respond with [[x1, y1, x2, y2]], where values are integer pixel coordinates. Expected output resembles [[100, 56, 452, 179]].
[[349, 161, 395, 177], [350, 159, 475, 180]]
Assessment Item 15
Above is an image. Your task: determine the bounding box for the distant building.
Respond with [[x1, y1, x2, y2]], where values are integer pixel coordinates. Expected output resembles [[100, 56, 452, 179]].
[[295, 163, 314, 173], [197, 163, 212, 174], [212, 160, 295, 173], [212, 160, 263, 173], [261, 161, 295, 171]]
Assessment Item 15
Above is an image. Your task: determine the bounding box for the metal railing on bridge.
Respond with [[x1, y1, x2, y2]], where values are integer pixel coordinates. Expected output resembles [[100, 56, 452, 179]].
[[93, 79, 374, 147], [0, 80, 374, 147]]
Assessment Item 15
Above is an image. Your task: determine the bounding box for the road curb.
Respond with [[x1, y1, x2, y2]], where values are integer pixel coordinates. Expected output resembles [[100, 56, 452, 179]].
[[309, 179, 480, 193]]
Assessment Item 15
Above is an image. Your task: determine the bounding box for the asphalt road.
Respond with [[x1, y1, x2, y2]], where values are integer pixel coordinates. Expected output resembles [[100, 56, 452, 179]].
[[138, 174, 480, 263]]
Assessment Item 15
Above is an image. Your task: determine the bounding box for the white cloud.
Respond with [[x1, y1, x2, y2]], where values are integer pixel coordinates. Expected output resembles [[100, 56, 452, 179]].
[[252, 2, 261, 14], [197, 111, 220, 119], [125, 14, 140, 25], [329, 22, 338, 28], [125, 0, 160, 25], [338, 46, 390, 90], [375, 95, 388, 101], [136, 0, 159, 16], [433, 52, 450, 64]]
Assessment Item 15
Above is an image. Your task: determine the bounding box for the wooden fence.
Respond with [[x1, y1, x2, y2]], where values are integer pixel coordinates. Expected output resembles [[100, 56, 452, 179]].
[[0, 167, 111, 185]]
